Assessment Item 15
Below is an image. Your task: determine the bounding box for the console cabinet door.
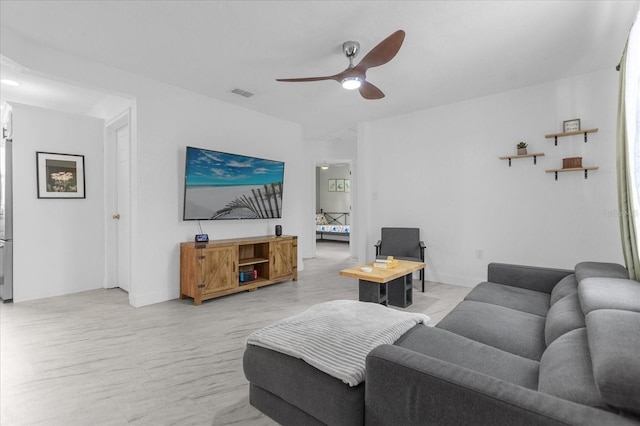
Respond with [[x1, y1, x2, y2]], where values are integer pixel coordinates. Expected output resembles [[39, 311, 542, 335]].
[[199, 245, 237, 295], [270, 239, 295, 280]]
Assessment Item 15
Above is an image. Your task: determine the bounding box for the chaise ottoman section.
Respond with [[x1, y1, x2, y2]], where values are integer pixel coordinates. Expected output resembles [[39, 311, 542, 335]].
[[243, 300, 429, 425], [243, 344, 364, 425]]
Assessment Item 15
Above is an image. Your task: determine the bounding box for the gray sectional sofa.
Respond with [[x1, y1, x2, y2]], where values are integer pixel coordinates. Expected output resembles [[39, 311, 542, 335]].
[[244, 262, 640, 425]]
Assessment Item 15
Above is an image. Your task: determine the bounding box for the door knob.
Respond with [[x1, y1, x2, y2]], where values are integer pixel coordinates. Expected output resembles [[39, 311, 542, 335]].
[[112, 214, 120, 220]]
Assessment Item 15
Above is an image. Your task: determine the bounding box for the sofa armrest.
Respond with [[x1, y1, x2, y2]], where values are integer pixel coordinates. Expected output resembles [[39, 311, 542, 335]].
[[365, 345, 637, 426], [487, 262, 573, 294]]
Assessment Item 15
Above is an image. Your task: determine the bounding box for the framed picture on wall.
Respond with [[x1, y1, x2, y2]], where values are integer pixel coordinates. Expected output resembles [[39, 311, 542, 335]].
[[563, 118, 581, 133], [345, 179, 350, 192], [336, 179, 345, 192], [328, 179, 336, 192], [36, 151, 86, 199]]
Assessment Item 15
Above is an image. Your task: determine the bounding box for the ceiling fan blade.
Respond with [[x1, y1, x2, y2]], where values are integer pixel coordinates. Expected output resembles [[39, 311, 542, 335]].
[[355, 30, 405, 71], [359, 81, 385, 100], [276, 76, 338, 83]]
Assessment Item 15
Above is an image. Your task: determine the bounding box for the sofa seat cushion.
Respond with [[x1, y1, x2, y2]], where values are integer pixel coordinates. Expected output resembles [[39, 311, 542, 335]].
[[550, 274, 578, 306], [586, 309, 640, 416], [243, 344, 365, 426], [395, 324, 539, 389], [579, 277, 640, 314], [464, 282, 550, 317], [436, 301, 546, 360], [538, 328, 607, 408], [575, 262, 629, 283], [544, 292, 585, 346]]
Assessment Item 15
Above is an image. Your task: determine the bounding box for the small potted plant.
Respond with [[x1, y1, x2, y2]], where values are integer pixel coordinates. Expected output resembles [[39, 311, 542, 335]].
[[517, 142, 528, 155]]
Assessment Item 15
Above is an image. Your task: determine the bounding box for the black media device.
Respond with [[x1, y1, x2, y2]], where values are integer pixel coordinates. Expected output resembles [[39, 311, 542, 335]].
[[195, 234, 209, 243], [275, 225, 282, 236]]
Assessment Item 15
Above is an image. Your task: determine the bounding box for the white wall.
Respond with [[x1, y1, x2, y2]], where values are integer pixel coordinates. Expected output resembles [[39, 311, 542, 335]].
[[357, 69, 623, 286], [133, 89, 305, 306], [3, 28, 624, 300], [2, 29, 308, 306], [10, 103, 105, 302]]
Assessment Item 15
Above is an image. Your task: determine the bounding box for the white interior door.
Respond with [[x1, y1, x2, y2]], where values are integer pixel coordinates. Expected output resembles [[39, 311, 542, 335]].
[[115, 125, 131, 292]]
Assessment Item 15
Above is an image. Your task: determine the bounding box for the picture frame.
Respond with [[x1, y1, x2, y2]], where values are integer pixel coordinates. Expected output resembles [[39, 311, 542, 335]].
[[336, 179, 345, 192], [563, 118, 581, 133], [36, 151, 86, 199], [328, 179, 336, 192], [344, 179, 350, 193]]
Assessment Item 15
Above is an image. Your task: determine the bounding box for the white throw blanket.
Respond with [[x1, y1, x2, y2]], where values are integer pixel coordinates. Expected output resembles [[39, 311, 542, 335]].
[[246, 300, 430, 386]]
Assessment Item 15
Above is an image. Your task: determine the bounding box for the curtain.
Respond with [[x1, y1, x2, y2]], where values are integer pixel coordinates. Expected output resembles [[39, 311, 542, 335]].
[[617, 11, 640, 280]]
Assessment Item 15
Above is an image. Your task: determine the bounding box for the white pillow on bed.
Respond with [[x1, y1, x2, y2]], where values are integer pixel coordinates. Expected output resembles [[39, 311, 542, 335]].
[[315, 214, 328, 225]]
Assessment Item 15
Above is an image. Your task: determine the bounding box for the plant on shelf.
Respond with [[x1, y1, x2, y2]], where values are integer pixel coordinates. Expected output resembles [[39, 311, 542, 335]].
[[517, 141, 528, 155]]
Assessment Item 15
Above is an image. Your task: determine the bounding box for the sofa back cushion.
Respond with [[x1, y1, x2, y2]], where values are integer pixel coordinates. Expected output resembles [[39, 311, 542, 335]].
[[574, 262, 629, 284], [538, 328, 607, 408], [550, 274, 578, 306], [586, 309, 640, 416], [579, 277, 640, 315], [544, 291, 585, 346]]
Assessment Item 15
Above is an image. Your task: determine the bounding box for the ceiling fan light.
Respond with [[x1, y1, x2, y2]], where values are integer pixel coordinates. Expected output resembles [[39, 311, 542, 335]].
[[341, 77, 362, 90], [0, 79, 20, 87]]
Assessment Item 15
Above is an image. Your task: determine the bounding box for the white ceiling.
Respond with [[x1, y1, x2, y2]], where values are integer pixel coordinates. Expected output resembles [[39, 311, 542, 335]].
[[1, 1, 638, 142]]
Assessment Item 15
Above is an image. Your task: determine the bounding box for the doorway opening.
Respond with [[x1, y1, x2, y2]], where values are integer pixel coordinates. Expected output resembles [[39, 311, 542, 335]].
[[315, 163, 351, 258]]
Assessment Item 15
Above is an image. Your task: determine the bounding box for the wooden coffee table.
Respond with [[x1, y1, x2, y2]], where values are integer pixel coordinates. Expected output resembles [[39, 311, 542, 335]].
[[339, 260, 425, 308]]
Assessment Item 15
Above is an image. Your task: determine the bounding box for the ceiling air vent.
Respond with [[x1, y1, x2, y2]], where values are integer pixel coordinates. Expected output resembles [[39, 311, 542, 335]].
[[231, 88, 254, 98]]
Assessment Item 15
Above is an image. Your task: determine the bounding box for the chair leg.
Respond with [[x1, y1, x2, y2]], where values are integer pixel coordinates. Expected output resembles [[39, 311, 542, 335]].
[[421, 269, 425, 292]]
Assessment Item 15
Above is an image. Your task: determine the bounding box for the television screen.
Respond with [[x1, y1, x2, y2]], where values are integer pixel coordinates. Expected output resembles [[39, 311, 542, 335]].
[[183, 146, 285, 220]]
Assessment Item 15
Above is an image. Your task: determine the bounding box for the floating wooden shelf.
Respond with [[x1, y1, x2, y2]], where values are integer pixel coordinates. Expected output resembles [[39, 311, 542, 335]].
[[545, 166, 599, 180], [545, 128, 598, 145], [499, 153, 545, 166]]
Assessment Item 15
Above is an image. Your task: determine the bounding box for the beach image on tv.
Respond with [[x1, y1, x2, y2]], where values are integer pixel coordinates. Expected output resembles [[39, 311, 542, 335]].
[[183, 147, 285, 220]]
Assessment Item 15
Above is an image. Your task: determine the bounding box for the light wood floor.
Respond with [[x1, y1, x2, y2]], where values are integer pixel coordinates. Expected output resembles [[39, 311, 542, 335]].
[[0, 241, 471, 426]]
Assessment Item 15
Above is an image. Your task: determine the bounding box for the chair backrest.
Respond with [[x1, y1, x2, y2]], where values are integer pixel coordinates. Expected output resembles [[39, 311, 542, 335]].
[[380, 227, 421, 258]]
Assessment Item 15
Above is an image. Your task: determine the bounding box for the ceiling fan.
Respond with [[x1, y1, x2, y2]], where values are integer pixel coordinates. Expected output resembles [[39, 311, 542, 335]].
[[276, 30, 405, 100]]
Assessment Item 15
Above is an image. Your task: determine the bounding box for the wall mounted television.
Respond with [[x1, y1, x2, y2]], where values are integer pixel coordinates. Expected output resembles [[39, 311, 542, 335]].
[[183, 146, 285, 220]]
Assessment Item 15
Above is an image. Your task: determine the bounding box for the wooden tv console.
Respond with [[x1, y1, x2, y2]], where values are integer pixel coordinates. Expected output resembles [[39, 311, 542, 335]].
[[180, 235, 297, 305]]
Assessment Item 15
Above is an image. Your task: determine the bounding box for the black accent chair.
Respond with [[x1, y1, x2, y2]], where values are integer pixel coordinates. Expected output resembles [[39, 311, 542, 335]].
[[375, 227, 426, 292]]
